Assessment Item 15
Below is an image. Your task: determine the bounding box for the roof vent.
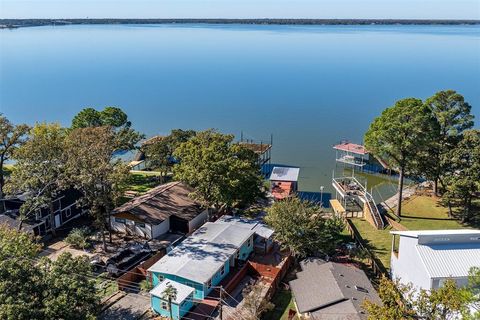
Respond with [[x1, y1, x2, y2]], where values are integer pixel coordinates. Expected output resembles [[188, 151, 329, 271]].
[[355, 286, 368, 293]]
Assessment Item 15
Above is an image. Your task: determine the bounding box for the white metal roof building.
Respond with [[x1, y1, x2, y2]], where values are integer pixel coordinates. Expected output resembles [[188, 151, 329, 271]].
[[269, 166, 300, 182], [390, 229, 480, 290], [216, 215, 274, 240], [150, 279, 195, 304], [148, 222, 255, 284]]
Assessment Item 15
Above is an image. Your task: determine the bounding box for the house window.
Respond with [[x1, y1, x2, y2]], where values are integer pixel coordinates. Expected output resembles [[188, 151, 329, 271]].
[[65, 207, 71, 218], [115, 217, 126, 224], [161, 301, 169, 311], [220, 265, 225, 276], [206, 279, 212, 289], [158, 275, 165, 282], [136, 222, 146, 228], [236, 251, 240, 259], [248, 237, 253, 247], [35, 210, 42, 221]]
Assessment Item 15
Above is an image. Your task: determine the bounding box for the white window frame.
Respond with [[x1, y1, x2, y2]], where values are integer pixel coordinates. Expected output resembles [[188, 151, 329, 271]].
[[220, 265, 225, 276], [65, 207, 71, 218]]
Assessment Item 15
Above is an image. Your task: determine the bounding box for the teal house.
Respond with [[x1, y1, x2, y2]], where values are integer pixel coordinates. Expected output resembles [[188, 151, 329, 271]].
[[150, 280, 195, 320], [148, 221, 256, 318]]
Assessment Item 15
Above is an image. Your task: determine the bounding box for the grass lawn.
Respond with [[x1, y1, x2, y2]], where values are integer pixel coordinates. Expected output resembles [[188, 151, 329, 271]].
[[350, 218, 393, 269], [263, 289, 295, 320], [351, 195, 468, 271], [400, 196, 466, 230], [125, 173, 163, 193]]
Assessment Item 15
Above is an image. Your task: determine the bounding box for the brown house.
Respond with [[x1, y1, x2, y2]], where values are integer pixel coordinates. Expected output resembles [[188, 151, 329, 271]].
[[110, 182, 208, 239]]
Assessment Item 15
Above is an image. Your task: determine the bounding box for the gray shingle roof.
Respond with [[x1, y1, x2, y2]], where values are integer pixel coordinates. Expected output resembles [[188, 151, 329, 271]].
[[289, 258, 381, 319]]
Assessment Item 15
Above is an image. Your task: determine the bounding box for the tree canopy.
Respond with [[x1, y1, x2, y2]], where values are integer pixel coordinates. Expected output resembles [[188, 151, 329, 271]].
[[442, 129, 480, 223], [64, 126, 130, 251], [418, 90, 474, 195], [363, 273, 479, 320], [364, 98, 438, 217], [71, 106, 143, 150], [0, 115, 29, 210], [265, 197, 344, 257], [142, 129, 196, 181], [0, 226, 98, 320], [7, 123, 67, 233], [173, 129, 264, 211]]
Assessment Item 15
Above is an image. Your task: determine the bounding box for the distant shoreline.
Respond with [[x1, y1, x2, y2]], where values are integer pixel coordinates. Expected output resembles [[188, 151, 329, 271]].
[[1, 18, 480, 29]]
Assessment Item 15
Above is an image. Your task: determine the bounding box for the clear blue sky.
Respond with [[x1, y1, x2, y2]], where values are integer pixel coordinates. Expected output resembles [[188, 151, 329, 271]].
[[1, 0, 479, 19]]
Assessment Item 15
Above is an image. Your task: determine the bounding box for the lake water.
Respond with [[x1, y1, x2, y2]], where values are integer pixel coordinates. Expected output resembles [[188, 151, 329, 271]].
[[1, 24, 479, 198]]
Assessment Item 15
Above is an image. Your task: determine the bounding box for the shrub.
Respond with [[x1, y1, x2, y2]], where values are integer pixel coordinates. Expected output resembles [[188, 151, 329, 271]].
[[65, 227, 91, 250]]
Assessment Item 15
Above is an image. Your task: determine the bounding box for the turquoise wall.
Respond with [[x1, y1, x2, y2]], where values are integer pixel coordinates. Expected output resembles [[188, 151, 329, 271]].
[[152, 272, 205, 300], [151, 295, 194, 320], [150, 234, 255, 308]]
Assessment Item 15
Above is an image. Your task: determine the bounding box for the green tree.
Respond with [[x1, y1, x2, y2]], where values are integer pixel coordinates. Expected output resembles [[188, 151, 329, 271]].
[[161, 284, 178, 320], [173, 129, 264, 212], [64, 126, 130, 251], [362, 277, 416, 320], [71, 106, 144, 150], [420, 90, 474, 195], [265, 197, 344, 258], [0, 226, 98, 320], [71, 107, 103, 128], [142, 129, 196, 180], [443, 129, 480, 223], [0, 115, 29, 212], [7, 123, 66, 234], [143, 136, 171, 181], [365, 98, 438, 217], [363, 276, 477, 320]]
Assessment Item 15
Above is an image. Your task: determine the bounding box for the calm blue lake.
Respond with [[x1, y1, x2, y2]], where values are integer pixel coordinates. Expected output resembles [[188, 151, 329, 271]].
[[1, 24, 479, 196]]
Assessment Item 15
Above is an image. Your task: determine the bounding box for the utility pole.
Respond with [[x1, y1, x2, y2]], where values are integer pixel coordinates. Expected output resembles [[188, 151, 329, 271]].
[[219, 286, 223, 320]]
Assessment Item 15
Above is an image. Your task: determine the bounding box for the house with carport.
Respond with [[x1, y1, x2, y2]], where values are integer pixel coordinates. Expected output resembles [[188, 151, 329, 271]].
[[110, 182, 208, 239]]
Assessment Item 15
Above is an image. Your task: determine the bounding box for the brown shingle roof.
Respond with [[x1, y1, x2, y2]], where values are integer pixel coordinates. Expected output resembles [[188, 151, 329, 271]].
[[112, 182, 203, 224]]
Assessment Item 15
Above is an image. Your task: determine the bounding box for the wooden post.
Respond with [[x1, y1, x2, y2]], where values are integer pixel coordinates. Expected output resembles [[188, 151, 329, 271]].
[[219, 286, 223, 320]]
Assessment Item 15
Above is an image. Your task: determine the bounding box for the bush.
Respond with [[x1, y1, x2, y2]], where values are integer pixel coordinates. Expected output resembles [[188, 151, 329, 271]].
[[139, 279, 153, 292], [65, 227, 91, 250]]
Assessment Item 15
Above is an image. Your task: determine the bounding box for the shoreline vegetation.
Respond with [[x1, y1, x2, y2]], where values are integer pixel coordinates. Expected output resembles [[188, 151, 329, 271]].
[[1, 18, 480, 29]]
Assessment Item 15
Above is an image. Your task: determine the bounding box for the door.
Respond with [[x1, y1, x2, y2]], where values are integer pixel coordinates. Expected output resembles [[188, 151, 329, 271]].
[[54, 214, 61, 228]]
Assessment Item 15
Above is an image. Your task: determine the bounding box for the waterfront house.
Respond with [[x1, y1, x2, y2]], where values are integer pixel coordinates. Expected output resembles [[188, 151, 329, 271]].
[[289, 258, 381, 319], [390, 229, 480, 290], [110, 182, 208, 239], [147, 220, 256, 318], [269, 166, 300, 200], [0, 188, 86, 239]]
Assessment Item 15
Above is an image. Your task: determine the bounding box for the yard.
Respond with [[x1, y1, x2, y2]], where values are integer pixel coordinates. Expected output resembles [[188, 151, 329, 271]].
[[124, 172, 164, 194], [350, 195, 468, 271], [263, 289, 295, 320]]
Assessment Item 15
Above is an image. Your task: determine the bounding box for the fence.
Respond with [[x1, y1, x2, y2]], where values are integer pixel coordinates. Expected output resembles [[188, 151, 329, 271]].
[[344, 219, 388, 279], [117, 250, 166, 291]]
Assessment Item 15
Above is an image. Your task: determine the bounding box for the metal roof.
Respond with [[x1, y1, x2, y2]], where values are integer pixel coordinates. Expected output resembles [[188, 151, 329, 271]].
[[148, 222, 255, 284], [150, 279, 194, 304], [269, 167, 300, 182], [416, 243, 480, 278], [333, 142, 368, 155], [216, 215, 274, 239], [391, 229, 480, 237]]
